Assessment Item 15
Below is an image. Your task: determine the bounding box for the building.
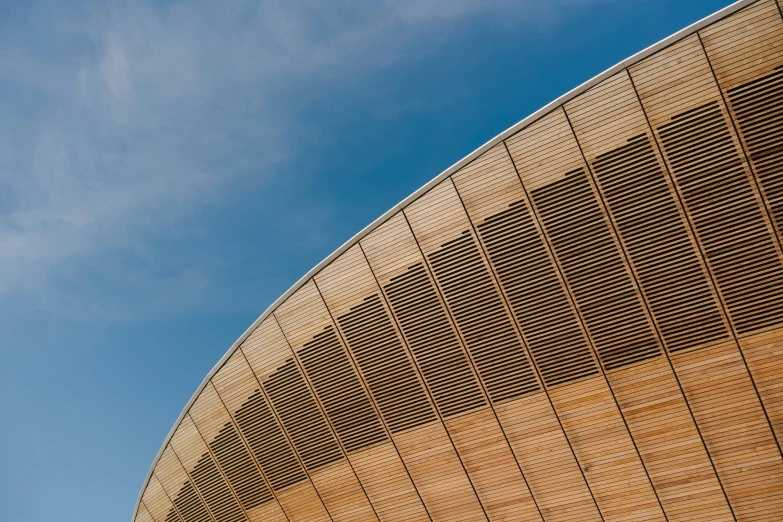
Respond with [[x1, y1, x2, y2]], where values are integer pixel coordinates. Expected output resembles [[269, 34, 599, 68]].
[[131, 1, 783, 520]]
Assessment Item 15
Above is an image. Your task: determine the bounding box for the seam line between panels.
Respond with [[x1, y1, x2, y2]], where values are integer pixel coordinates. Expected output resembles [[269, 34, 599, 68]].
[[169, 444, 221, 522], [501, 134, 657, 522], [695, 29, 783, 459], [186, 411, 257, 522], [152, 471, 188, 522], [399, 207, 532, 522], [270, 312, 383, 522], [309, 277, 434, 522], [204, 381, 293, 522], [625, 66, 741, 521], [236, 347, 336, 522], [358, 229, 546, 522], [446, 174, 602, 522]]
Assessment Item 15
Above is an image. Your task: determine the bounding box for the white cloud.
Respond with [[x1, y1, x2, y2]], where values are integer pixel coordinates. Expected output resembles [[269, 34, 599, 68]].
[[0, 0, 612, 320]]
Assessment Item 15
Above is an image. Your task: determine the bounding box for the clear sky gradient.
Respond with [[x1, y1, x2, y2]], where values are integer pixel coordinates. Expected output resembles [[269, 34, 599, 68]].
[[0, 1, 738, 520]]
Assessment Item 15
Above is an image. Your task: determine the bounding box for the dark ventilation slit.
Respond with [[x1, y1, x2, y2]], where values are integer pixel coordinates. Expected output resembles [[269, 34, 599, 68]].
[[658, 100, 783, 334], [590, 133, 728, 353], [531, 169, 662, 370], [384, 263, 487, 417], [263, 360, 344, 471], [477, 197, 600, 386], [337, 294, 437, 433], [298, 326, 389, 452]]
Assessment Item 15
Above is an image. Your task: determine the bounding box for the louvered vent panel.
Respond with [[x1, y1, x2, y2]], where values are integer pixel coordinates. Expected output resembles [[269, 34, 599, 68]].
[[233, 390, 307, 491], [657, 101, 783, 333], [337, 294, 437, 433], [531, 169, 662, 369], [477, 200, 599, 385], [171, 481, 212, 522], [298, 325, 389, 452], [592, 134, 728, 352], [209, 422, 272, 509], [263, 360, 344, 471], [384, 262, 487, 417], [189, 453, 246, 522], [728, 66, 783, 233], [426, 231, 540, 401]]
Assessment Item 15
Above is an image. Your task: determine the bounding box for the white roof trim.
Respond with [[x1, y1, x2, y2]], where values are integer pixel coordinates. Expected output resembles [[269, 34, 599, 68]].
[[132, 0, 758, 518]]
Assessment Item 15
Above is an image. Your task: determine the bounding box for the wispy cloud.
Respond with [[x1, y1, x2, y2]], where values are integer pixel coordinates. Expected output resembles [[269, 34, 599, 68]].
[[0, 0, 611, 321]]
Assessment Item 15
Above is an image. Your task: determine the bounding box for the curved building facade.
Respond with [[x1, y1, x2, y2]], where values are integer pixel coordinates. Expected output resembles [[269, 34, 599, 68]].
[[133, 1, 783, 521]]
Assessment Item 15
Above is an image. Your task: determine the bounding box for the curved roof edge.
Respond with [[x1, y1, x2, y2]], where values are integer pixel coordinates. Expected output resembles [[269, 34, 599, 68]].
[[132, 0, 756, 518]]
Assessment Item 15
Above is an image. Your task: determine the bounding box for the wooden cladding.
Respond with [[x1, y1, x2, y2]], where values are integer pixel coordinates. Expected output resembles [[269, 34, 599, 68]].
[[426, 230, 540, 401], [298, 325, 389, 452], [727, 67, 783, 235], [262, 360, 344, 472], [657, 100, 783, 333], [384, 262, 487, 418], [336, 294, 437, 433], [136, 3, 783, 522], [531, 168, 662, 370], [590, 133, 729, 352]]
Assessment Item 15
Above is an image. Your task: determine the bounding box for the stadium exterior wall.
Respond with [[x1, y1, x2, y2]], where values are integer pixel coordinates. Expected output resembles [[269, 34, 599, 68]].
[[133, 1, 783, 521]]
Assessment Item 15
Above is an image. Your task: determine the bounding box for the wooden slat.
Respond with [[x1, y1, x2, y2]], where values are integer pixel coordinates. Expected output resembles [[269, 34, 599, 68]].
[[189, 383, 286, 522], [630, 30, 783, 520], [504, 110, 666, 521], [564, 70, 734, 521], [702, 0, 783, 447], [244, 315, 377, 522], [142, 475, 182, 522], [212, 350, 330, 522], [451, 143, 602, 522], [154, 446, 214, 522]]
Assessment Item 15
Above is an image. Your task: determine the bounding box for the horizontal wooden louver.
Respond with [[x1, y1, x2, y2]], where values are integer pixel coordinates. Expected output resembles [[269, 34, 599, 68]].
[[298, 325, 389, 452], [591, 134, 728, 352], [477, 199, 599, 386], [657, 101, 783, 333], [426, 231, 540, 401], [208, 422, 272, 509], [165, 507, 183, 522], [727, 66, 783, 233], [171, 481, 212, 522], [232, 390, 307, 491], [531, 169, 662, 369], [336, 294, 437, 433], [263, 360, 344, 471], [188, 453, 246, 522], [384, 262, 487, 417]]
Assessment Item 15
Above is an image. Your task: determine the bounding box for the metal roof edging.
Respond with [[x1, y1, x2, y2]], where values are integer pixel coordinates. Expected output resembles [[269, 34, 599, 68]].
[[131, 0, 758, 519]]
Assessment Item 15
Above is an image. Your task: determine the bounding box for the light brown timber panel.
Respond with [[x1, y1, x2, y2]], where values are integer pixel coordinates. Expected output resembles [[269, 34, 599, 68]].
[[134, 3, 783, 522], [702, 0, 783, 447], [230, 328, 332, 522], [630, 30, 783, 520], [248, 311, 378, 522], [142, 475, 182, 522], [450, 143, 602, 522], [358, 212, 490, 522], [563, 70, 734, 521], [136, 504, 156, 522], [154, 446, 214, 522], [505, 110, 666, 522], [314, 245, 433, 522], [189, 383, 287, 522]]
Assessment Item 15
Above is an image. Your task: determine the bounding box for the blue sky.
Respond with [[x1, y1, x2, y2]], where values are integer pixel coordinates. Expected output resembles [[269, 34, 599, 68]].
[[0, 0, 737, 520]]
